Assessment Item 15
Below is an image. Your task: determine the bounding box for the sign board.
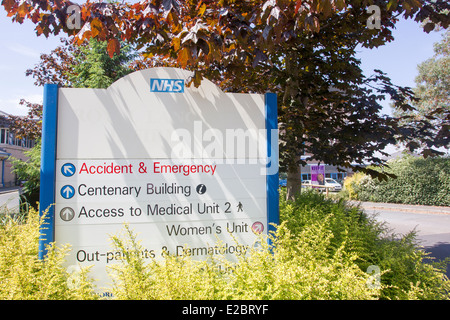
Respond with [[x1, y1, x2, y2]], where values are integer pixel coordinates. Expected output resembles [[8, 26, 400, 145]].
[[311, 164, 325, 185], [39, 67, 278, 292]]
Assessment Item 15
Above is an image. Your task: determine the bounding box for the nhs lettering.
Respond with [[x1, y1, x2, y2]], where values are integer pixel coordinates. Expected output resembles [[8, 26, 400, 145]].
[[150, 78, 185, 93]]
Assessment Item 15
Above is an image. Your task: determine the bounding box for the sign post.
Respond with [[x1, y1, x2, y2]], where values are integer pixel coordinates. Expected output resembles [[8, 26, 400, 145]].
[[39, 83, 58, 259], [38, 68, 278, 291]]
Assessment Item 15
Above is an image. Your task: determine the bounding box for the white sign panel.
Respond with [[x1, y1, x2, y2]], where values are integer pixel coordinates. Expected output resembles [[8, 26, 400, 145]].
[[39, 67, 278, 292]]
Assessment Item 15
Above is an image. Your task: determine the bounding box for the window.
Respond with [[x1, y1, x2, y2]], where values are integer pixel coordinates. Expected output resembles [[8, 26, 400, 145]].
[[0, 128, 7, 144], [301, 173, 311, 181], [0, 127, 35, 148], [337, 173, 347, 180]]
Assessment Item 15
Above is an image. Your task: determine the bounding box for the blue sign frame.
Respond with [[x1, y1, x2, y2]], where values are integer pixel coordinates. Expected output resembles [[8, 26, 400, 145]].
[[39, 83, 58, 259], [265, 93, 279, 236], [38, 83, 279, 259]]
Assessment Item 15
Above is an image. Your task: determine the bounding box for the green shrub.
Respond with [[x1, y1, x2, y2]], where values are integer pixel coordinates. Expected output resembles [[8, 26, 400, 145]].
[[279, 190, 450, 299], [109, 223, 376, 300], [0, 208, 97, 300], [341, 155, 450, 206], [107, 190, 449, 300], [342, 172, 368, 200], [11, 140, 41, 208], [0, 191, 448, 300]]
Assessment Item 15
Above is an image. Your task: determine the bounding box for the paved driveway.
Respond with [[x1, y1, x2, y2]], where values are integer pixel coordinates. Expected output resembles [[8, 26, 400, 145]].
[[0, 188, 21, 213], [358, 201, 450, 278]]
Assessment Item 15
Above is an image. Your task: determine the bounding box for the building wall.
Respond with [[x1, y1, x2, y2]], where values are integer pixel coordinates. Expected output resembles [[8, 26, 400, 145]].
[[300, 163, 353, 183], [0, 111, 35, 188], [298, 153, 356, 183], [1, 144, 30, 187]]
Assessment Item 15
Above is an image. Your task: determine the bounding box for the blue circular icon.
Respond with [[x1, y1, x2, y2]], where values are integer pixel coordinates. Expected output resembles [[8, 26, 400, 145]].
[[61, 163, 76, 177], [61, 185, 75, 199]]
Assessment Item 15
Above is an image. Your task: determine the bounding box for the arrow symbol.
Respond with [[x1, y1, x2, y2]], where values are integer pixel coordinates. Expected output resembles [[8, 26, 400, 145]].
[[251, 221, 264, 235], [61, 185, 75, 199], [61, 163, 76, 177], [60, 207, 75, 221], [64, 165, 74, 175]]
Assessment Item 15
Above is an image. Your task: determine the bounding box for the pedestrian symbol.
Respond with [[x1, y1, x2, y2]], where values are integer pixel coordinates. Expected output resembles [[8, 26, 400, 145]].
[[60, 207, 75, 221], [237, 201, 243, 212], [61, 185, 75, 199], [61, 163, 76, 177]]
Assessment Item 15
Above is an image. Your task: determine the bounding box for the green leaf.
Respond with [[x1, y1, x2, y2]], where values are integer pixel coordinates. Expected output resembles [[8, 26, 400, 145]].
[[387, 0, 397, 11]]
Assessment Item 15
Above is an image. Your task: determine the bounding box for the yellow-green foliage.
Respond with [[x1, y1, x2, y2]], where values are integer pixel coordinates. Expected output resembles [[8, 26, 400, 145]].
[[1, 193, 449, 300], [343, 172, 368, 200], [279, 190, 450, 300], [109, 223, 377, 300], [108, 225, 228, 299], [0, 209, 97, 300]]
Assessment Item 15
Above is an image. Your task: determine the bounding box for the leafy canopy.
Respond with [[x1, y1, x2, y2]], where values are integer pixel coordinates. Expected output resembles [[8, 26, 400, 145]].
[[2, 0, 449, 186]]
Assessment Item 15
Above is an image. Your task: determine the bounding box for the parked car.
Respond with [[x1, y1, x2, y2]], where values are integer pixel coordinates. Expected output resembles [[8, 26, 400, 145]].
[[301, 180, 311, 188], [324, 178, 342, 191], [301, 179, 342, 191]]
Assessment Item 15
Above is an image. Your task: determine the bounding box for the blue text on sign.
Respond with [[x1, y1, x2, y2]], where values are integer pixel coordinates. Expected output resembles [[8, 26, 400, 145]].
[[150, 78, 184, 93]]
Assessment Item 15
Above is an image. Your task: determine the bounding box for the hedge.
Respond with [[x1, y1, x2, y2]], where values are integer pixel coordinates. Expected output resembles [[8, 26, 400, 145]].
[[343, 155, 450, 206]]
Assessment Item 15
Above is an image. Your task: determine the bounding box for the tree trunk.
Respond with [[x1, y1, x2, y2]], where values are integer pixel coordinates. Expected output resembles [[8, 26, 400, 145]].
[[286, 153, 302, 201]]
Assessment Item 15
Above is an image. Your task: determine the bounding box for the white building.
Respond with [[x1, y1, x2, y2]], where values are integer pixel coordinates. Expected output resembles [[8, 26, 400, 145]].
[[0, 110, 36, 188]]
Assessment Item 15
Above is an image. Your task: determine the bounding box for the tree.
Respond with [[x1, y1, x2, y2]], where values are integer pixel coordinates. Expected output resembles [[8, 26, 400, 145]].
[[25, 37, 79, 88], [69, 38, 137, 88], [8, 99, 42, 141], [25, 37, 138, 89], [2, 0, 449, 199], [414, 29, 449, 119], [9, 37, 140, 139], [8, 37, 142, 206], [394, 29, 449, 156], [11, 140, 41, 208]]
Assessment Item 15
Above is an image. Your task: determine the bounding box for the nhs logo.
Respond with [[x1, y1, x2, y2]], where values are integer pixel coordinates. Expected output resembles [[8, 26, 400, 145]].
[[150, 78, 184, 93]]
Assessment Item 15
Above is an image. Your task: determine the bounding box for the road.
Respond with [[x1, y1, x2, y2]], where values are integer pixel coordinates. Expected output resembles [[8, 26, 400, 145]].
[[359, 202, 450, 277], [0, 188, 21, 213]]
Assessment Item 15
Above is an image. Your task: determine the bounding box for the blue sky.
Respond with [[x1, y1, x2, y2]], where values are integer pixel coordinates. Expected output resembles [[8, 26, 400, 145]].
[[0, 9, 445, 117]]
